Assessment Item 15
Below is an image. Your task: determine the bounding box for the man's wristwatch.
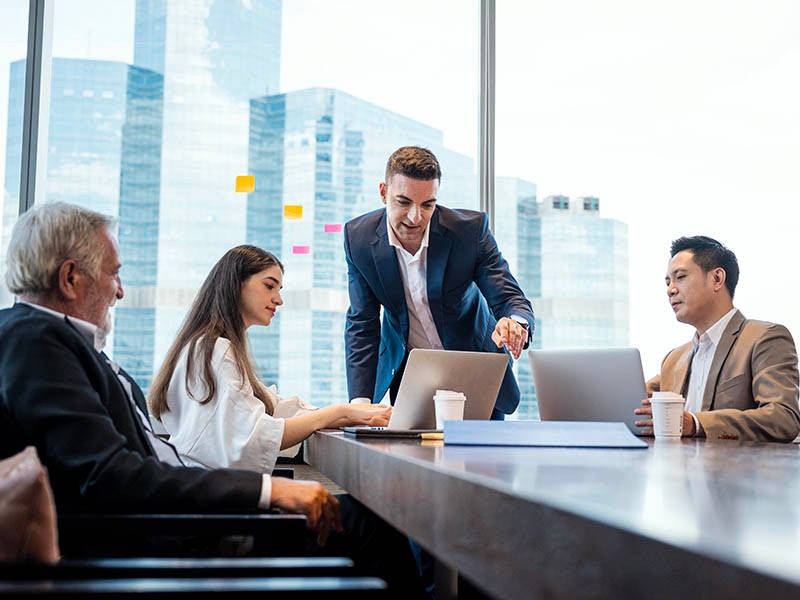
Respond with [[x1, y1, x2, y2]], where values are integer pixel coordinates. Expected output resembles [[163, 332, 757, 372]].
[[509, 315, 531, 348]]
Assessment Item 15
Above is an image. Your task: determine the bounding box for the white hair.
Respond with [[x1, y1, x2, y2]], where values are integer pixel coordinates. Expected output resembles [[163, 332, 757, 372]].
[[5, 202, 115, 295]]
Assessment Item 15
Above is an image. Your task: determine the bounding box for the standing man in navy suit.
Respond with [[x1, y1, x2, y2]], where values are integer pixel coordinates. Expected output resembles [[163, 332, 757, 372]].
[[344, 146, 534, 418]]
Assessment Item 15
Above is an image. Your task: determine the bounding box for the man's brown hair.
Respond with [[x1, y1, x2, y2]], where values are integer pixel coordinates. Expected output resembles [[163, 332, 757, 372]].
[[385, 146, 442, 183]]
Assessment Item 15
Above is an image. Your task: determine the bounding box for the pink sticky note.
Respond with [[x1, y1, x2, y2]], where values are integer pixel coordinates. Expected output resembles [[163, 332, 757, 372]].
[[324, 224, 343, 233], [292, 245, 311, 255]]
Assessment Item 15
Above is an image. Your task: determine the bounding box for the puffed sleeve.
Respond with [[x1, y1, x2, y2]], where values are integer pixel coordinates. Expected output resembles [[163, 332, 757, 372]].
[[178, 340, 286, 474], [265, 384, 319, 458]]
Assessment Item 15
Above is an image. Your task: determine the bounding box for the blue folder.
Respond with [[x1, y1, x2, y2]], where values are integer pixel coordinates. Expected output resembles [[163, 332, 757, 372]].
[[443, 420, 648, 448]]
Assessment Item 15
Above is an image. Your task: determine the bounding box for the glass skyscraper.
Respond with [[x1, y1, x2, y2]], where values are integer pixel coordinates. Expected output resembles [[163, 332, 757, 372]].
[[128, 0, 283, 385], [496, 178, 629, 419], [1, 58, 163, 364], [248, 87, 475, 404]]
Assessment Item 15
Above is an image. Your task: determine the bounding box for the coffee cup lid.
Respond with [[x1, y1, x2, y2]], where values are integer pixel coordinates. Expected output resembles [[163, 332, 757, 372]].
[[651, 391, 684, 401], [434, 390, 465, 399]]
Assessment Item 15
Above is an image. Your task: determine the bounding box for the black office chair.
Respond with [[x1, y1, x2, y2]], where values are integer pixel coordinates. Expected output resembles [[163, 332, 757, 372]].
[[2, 465, 390, 597], [57, 512, 308, 558], [0, 575, 388, 597], [272, 466, 295, 479], [0, 556, 355, 580]]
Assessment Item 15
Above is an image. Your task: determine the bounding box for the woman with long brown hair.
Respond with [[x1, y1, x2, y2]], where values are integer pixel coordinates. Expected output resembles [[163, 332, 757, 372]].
[[149, 245, 390, 473]]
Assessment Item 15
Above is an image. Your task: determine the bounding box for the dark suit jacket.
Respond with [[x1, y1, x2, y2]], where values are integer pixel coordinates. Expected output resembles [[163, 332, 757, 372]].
[[0, 303, 262, 512], [344, 206, 535, 414], [648, 310, 800, 442]]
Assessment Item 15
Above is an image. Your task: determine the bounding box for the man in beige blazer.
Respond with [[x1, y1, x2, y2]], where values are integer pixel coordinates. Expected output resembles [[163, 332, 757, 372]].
[[635, 236, 800, 442]]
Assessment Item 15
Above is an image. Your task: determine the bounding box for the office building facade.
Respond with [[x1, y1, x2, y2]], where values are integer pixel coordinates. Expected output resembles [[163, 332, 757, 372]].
[[1, 58, 163, 371], [126, 0, 283, 387], [496, 179, 629, 419]]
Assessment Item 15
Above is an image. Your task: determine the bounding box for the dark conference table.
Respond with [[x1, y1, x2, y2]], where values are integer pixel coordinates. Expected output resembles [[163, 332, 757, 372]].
[[306, 430, 800, 599]]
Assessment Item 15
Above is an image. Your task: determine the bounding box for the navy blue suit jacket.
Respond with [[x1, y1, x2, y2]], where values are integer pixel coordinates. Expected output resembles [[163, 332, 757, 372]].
[[344, 206, 534, 414]]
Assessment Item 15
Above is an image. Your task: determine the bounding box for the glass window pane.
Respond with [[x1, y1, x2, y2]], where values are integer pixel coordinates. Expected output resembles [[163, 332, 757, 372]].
[[35, 0, 139, 373], [0, 2, 29, 307], [276, 0, 479, 403], [28, 0, 479, 406], [498, 0, 800, 419]]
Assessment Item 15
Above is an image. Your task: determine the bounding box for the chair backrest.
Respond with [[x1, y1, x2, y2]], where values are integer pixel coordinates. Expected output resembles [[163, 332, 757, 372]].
[[0, 556, 355, 580], [57, 513, 307, 558], [0, 447, 60, 563], [0, 576, 388, 597]]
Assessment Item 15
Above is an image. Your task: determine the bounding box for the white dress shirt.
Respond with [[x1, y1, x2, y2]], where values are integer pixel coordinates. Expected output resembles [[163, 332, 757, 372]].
[[351, 221, 444, 405], [686, 307, 738, 417], [160, 337, 319, 477], [386, 219, 444, 351]]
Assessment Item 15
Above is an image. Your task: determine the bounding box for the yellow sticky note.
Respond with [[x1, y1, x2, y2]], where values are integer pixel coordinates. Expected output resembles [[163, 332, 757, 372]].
[[235, 175, 255, 193], [284, 205, 303, 220]]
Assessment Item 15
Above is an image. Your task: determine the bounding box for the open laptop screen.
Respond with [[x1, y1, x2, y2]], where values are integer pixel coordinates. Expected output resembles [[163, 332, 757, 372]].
[[386, 349, 509, 430], [530, 348, 647, 433]]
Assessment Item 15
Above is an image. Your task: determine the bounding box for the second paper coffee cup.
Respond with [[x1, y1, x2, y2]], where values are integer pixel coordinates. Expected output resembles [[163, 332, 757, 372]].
[[433, 390, 466, 429]]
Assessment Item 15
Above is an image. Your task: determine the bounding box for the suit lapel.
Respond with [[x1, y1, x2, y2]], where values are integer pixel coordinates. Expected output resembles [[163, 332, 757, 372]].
[[119, 366, 149, 418], [372, 212, 408, 334], [672, 345, 694, 396], [57, 315, 155, 454], [426, 211, 452, 340], [702, 310, 745, 411], [99, 353, 156, 452]]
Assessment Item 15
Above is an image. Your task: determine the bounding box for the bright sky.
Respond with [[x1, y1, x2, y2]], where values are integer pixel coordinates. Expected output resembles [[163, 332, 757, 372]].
[[1, 0, 798, 376], [493, 0, 800, 375]]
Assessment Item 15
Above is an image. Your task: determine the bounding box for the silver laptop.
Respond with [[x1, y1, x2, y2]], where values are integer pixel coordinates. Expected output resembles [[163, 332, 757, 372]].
[[344, 349, 509, 435], [529, 348, 647, 433]]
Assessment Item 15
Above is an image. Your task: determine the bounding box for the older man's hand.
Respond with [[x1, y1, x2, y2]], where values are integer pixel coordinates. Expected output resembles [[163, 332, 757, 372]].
[[270, 478, 343, 546]]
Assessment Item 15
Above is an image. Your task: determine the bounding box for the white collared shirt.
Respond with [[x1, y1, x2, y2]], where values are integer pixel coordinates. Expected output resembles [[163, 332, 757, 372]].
[[19, 301, 107, 352], [686, 308, 738, 414], [386, 218, 444, 351]]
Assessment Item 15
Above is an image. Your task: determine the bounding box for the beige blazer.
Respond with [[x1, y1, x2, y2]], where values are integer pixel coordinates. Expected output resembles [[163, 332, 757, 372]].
[[648, 310, 800, 442]]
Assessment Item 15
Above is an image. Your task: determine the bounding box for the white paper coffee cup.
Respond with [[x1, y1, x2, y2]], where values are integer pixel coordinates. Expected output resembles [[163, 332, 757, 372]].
[[650, 391, 684, 438], [433, 390, 466, 429]]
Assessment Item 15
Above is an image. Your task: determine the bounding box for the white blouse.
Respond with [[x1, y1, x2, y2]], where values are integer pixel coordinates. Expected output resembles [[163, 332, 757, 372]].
[[159, 337, 319, 474]]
